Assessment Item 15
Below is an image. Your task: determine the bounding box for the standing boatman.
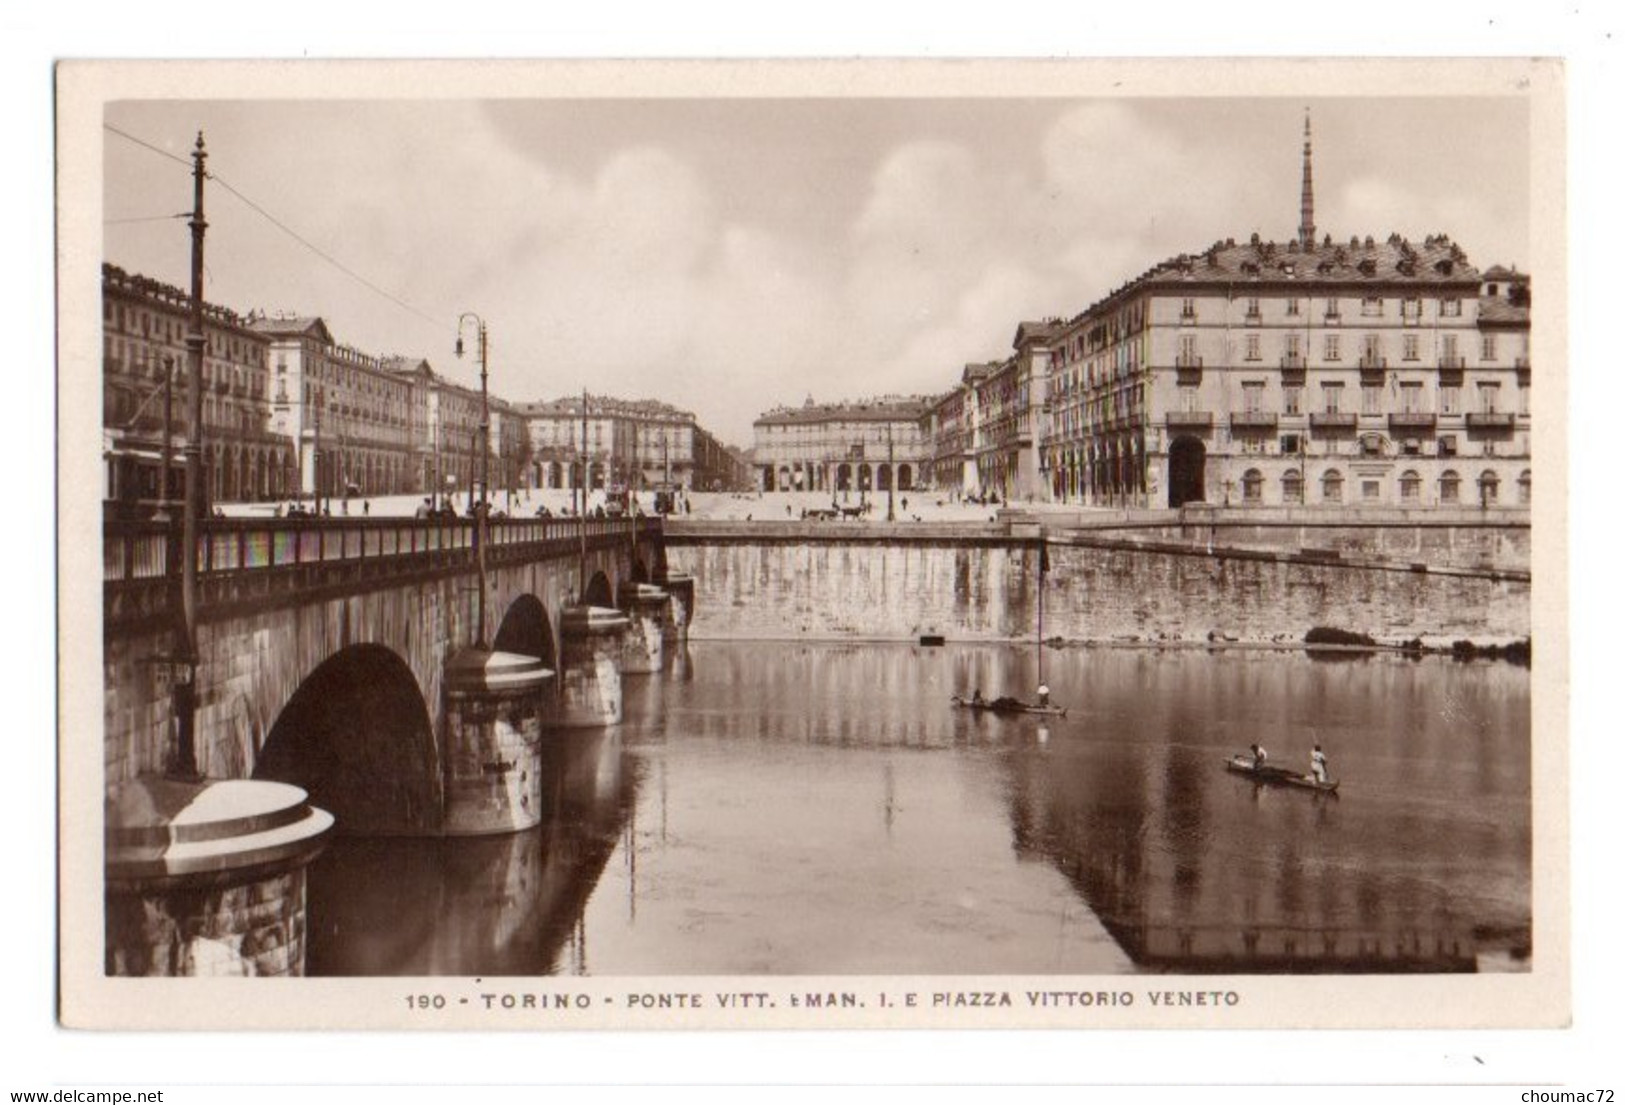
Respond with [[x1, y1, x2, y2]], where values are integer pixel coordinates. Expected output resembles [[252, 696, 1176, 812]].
[[1310, 744, 1330, 784]]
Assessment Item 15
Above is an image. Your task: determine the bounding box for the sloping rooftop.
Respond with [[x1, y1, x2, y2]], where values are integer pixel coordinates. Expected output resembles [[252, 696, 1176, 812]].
[[1061, 232, 1485, 329], [755, 396, 932, 427]]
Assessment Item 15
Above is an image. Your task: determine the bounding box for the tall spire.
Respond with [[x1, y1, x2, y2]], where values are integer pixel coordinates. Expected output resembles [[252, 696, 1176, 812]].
[[1298, 108, 1316, 248]]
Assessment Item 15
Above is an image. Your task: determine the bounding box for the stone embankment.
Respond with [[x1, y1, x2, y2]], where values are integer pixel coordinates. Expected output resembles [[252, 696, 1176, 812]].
[[660, 508, 1532, 647]]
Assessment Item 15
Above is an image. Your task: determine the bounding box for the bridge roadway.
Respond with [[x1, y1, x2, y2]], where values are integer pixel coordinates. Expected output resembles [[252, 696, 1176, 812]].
[[103, 514, 676, 836]]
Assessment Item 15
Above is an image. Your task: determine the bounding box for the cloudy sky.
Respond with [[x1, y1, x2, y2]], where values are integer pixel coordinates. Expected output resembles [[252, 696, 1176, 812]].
[[103, 96, 1530, 445]]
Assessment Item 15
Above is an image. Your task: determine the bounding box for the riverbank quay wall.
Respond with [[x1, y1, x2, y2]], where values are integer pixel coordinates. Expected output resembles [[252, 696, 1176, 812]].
[[660, 509, 1530, 645]]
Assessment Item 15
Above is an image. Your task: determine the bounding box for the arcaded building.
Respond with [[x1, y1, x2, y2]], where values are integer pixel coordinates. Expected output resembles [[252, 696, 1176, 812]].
[[753, 395, 931, 495], [1037, 117, 1532, 511]]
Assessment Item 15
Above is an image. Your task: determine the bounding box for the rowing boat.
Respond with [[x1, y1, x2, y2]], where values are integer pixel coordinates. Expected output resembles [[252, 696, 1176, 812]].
[[950, 695, 1068, 718], [1224, 755, 1339, 793]]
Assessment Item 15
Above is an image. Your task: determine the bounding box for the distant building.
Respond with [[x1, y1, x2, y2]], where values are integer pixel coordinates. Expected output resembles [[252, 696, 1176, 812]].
[[244, 315, 420, 502], [752, 395, 932, 495], [516, 394, 740, 493], [102, 263, 294, 509]]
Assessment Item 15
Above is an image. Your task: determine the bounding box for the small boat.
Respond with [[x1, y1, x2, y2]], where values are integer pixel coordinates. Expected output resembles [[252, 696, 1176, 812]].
[[1224, 755, 1339, 793], [951, 695, 1067, 718]]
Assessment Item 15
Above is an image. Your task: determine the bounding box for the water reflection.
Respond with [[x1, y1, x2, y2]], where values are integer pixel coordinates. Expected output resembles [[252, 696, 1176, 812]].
[[306, 641, 1530, 976], [306, 728, 633, 976]]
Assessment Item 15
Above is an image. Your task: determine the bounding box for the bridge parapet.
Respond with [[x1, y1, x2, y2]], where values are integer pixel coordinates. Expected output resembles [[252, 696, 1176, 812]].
[[104, 516, 664, 632]]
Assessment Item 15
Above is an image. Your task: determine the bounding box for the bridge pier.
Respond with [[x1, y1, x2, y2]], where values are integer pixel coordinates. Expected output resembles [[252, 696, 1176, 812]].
[[557, 605, 629, 728], [441, 648, 556, 835], [619, 582, 668, 675], [660, 572, 694, 643], [104, 778, 333, 976]]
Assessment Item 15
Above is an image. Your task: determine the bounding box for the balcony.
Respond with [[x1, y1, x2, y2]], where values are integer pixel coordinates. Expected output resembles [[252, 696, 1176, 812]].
[[1229, 411, 1278, 431], [1439, 356, 1467, 370], [1466, 411, 1515, 430], [1280, 353, 1306, 370], [1309, 411, 1358, 429], [1244, 311, 1262, 327], [1388, 412, 1438, 431], [1175, 353, 1203, 369], [1323, 311, 1342, 325], [1358, 354, 1388, 370], [1165, 410, 1214, 429]]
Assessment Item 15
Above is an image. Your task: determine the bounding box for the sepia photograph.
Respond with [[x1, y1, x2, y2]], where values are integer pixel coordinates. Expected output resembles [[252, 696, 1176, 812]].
[[55, 57, 1567, 1035]]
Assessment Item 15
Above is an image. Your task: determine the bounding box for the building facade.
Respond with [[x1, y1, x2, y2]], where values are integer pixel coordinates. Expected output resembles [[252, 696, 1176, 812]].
[[752, 396, 931, 495], [248, 315, 419, 502], [102, 263, 294, 509], [517, 394, 740, 494]]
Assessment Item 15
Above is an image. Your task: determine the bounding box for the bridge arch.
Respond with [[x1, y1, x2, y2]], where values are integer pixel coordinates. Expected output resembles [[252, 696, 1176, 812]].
[[255, 644, 441, 836], [583, 570, 614, 607], [492, 593, 557, 670]]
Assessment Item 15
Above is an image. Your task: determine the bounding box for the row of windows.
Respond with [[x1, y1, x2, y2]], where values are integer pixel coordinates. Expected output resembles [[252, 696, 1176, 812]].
[[1186, 331, 1518, 364], [1239, 467, 1530, 505], [1179, 294, 1464, 321]]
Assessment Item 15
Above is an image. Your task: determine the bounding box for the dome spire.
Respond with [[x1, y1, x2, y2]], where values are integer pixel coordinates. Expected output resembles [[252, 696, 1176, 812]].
[[1298, 108, 1317, 249]]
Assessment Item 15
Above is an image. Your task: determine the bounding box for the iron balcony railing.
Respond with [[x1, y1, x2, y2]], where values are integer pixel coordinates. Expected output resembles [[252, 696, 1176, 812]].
[[1165, 410, 1214, 428], [1229, 411, 1279, 430], [103, 515, 662, 583], [1388, 412, 1438, 430], [1175, 353, 1203, 369], [1439, 355, 1468, 370], [1280, 353, 1307, 369], [1309, 411, 1358, 429], [1465, 411, 1516, 430]]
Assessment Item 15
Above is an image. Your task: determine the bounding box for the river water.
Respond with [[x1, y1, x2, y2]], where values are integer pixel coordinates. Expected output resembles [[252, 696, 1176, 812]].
[[305, 642, 1532, 976]]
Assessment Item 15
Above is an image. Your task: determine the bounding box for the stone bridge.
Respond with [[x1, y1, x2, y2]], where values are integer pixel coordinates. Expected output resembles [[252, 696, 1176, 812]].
[[103, 515, 689, 838]]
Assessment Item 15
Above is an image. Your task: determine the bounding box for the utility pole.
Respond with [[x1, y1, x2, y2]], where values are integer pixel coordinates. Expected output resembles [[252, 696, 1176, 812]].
[[155, 354, 175, 521], [455, 314, 490, 648], [174, 131, 208, 780], [579, 389, 589, 597], [887, 423, 896, 522]]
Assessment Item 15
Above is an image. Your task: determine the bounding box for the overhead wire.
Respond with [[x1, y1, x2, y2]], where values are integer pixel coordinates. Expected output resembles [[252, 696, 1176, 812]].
[[104, 122, 451, 336]]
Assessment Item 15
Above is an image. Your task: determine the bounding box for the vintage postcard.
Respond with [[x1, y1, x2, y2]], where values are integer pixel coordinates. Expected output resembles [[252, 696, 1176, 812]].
[[56, 57, 1567, 1030]]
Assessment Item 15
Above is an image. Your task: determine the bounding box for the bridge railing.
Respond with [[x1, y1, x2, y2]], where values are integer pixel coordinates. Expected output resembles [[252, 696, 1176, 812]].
[[105, 516, 663, 582]]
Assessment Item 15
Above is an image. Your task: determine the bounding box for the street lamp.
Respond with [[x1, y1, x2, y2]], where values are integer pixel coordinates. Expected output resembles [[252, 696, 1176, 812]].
[[455, 313, 491, 648]]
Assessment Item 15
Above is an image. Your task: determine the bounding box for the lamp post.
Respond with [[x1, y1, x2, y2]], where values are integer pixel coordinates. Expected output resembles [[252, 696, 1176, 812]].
[[154, 354, 175, 521], [455, 313, 491, 648], [886, 423, 896, 522]]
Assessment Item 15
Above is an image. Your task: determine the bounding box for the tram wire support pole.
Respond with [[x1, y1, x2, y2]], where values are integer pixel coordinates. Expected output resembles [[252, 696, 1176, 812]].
[[174, 131, 207, 780], [455, 313, 491, 649]]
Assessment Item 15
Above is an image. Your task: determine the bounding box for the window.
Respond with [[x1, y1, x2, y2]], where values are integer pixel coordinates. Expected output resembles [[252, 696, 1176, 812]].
[[1323, 383, 1343, 413], [1285, 333, 1302, 359], [1362, 479, 1381, 502], [1400, 470, 1422, 503], [1286, 298, 1301, 316], [1400, 383, 1423, 413], [1519, 381, 1531, 415], [1242, 469, 1263, 503], [1361, 296, 1383, 317], [1283, 386, 1302, 415], [1243, 382, 1264, 413], [1363, 334, 1383, 365], [1178, 334, 1198, 362], [1325, 298, 1341, 319], [1281, 433, 1301, 454], [1481, 334, 1497, 361], [1179, 385, 1199, 412], [1402, 296, 1422, 321], [1440, 470, 1461, 503], [1360, 434, 1385, 458], [1518, 470, 1532, 505], [1325, 334, 1341, 361], [1322, 469, 1344, 502], [1438, 435, 1457, 458], [1442, 298, 1461, 317], [1282, 470, 1303, 503], [1181, 298, 1196, 320], [1246, 297, 1261, 319], [1479, 471, 1500, 505], [1245, 334, 1261, 361], [1440, 385, 1460, 415], [1403, 334, 1419, 361], [1478, 383, 1500, 413], [1362, 385, 1382, 415]]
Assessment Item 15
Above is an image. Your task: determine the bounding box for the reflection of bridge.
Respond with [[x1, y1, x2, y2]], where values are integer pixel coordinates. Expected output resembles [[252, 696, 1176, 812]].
[[103, 515, 684, 838]]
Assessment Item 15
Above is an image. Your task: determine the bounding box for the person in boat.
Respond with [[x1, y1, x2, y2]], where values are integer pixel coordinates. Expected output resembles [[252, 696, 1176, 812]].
[[1310, 744, 1329, 784], [971, 688, 985, 705], [1250, 743, 1268, 770], [1036, 684, 1051, 708]]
